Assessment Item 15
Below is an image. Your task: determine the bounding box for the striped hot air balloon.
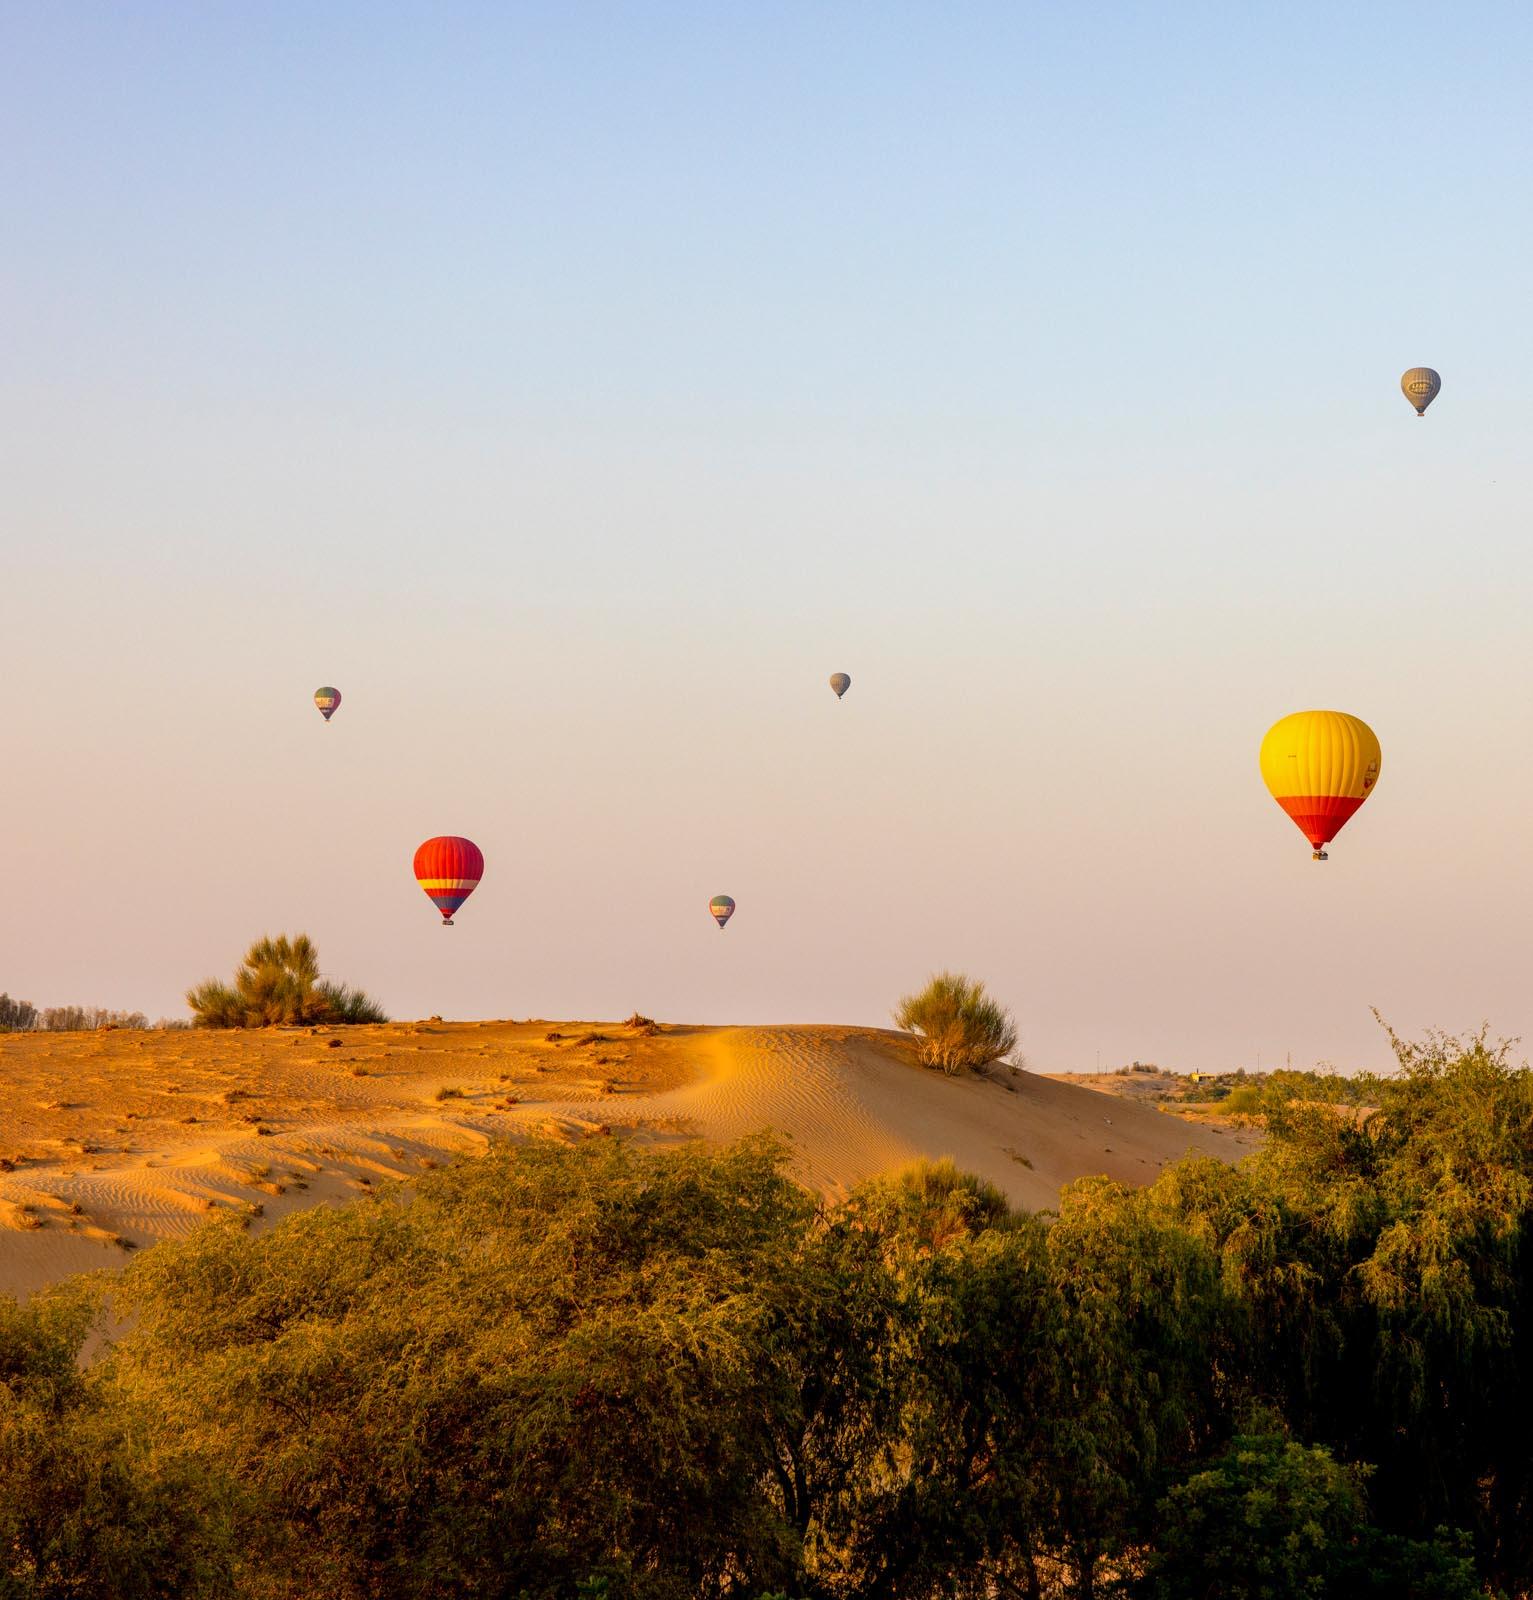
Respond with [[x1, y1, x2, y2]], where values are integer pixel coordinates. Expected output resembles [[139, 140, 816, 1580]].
[[1400, 367, 1440, 416], [1259, 711, 1381, 861], [314, 687, 342, 721], [829, 672, 851, 700], [414, 836, 484, 925], [709, 895, 735, 929]]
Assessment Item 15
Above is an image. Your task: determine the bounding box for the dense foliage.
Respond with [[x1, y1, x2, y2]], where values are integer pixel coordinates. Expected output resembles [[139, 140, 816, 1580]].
[[1, 1028, 1529, 1597], [186, 933, 387, 1027], [893, 970, 1018, 1073]]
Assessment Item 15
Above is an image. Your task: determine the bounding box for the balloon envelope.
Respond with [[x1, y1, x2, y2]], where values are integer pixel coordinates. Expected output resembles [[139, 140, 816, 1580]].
[[414, 836, 484, 924], [829, 672, 851, 699], [1400, 367, 1440, 416], [314, 687, 341, 721], [1259, 711, 1381, 857], [709, 894, 736, 929]]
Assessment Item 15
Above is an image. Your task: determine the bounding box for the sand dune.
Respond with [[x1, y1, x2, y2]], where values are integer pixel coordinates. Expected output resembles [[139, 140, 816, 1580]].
[[0, 1020, 1256, 1298]]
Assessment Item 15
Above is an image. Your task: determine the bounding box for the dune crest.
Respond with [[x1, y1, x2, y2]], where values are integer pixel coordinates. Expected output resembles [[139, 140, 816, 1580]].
[[0, 1020, 1254, 1297], [583, 1025, 1255, 1208]]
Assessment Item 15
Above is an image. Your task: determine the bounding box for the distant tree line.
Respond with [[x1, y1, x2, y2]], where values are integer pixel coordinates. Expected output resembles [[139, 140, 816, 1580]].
[[1, 1026, 1529, 1598], [0, 994, 156, 1032]]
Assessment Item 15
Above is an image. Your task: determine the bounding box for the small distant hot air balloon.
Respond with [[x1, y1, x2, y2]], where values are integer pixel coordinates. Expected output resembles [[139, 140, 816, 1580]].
[[1259, 711, 1381, 861], [709, 895, 736, 929], [829, 672, 851, 700], [1400, 367, 1441, 416], [314, 687, 342, 722], [414, 836, 484, 926]]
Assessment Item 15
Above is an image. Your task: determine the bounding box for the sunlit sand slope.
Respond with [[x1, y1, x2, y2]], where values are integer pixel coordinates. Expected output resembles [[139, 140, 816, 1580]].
[[536, 1025, 1258, 1208], [0, 1020, 1254, 1297]]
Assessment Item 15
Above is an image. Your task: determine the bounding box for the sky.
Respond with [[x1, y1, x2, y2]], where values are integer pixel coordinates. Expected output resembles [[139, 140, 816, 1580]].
[[2, 2, 1531, 1072]]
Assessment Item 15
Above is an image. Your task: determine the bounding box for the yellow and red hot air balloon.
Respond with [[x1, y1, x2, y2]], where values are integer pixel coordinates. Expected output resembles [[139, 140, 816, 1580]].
[[414, 836, 484, 925], [709, 895, 735, 929], [314, 687, 341, 721], [1259, 711, 1381, 861]]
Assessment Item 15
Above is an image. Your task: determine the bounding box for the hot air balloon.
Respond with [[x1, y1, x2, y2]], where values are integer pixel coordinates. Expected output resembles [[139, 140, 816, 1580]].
[[1259, 711, 1381, 861], [709, 895, 735, 929], [414, 836, 484, 925], [1400, 367, 1440, 416], [829, 672, 851, 700], [314, 687, 342, 722]]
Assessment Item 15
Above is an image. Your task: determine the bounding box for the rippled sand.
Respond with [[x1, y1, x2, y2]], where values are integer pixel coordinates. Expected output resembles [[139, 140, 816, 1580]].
[[1, 1019, 1254, 1298]]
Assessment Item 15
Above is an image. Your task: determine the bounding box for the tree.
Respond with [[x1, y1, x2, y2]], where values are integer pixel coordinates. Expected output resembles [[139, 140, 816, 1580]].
[[893, 972, 1017, 1075], [186, 934, 386, 1028], [1141, 1431, 1480, 1600], [0, 1287, 232, 1597], [1157, 1026, 1533, 1594], [105, 1136, 821, 1599], [39, 1007, 149, 1031], [0, 993, 38, 1032]]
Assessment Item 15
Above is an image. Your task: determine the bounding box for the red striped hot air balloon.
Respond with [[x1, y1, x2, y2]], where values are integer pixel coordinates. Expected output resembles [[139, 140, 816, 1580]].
[[414, 836, 484, 926], [709, 895, 735, 929], [314, 687, 341, 721]]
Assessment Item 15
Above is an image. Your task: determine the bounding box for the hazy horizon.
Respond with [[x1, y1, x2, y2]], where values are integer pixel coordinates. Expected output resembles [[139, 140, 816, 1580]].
[[4, 3, 1531, 1072]]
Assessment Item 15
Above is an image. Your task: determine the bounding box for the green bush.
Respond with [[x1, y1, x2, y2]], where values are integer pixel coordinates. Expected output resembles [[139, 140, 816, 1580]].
[[0, 1288, 233, 1596], [1141, 1431, 1481, 1600], [187, 934, 387, 1028], [893, 971, 1017, 1074], [1217, 1083, 1263, 1117]]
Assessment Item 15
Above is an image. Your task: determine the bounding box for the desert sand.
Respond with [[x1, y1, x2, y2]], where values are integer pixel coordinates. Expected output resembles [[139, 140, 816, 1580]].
[[0, 1020, 1257, 1299]]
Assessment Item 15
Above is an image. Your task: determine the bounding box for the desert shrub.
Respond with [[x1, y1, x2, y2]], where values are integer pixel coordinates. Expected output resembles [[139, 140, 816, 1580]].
[[893, 971, 1017, 1074], [1218, 1083, 1264, 1117], [187, 934, 387, 1028]]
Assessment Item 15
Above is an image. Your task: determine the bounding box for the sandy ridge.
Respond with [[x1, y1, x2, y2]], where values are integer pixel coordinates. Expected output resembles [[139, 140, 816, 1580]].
[[1, 1021, 1255, 1298]]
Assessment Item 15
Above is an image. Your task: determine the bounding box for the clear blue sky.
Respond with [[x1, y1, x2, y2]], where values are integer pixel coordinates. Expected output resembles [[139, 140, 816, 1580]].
[[3, 3, 1530, 1070]]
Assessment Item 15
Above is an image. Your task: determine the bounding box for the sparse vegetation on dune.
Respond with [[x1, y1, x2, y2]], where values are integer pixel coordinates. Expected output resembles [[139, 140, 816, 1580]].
[[0, 1026, 1526, 1597], [894, 970, 1018, 1073], [187, 934, 387, 1028]]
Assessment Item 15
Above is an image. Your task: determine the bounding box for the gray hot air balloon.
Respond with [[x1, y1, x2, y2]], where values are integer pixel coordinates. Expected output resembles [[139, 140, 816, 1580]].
[[1400, 367, 1441, 417], [829, 672, 851, 700]]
